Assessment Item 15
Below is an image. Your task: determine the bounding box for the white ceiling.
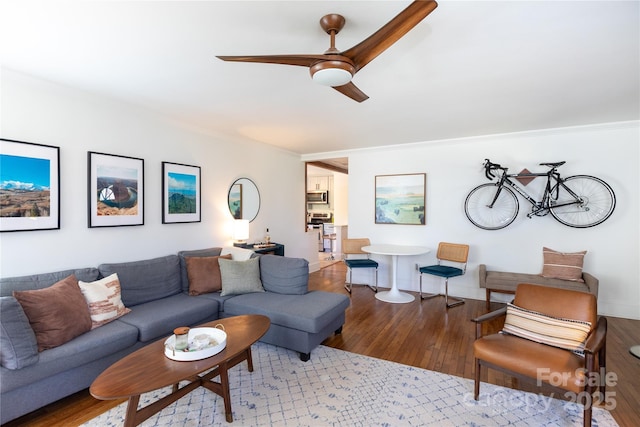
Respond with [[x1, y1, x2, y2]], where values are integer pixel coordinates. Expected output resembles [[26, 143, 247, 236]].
[[1, 1, 638, 155]]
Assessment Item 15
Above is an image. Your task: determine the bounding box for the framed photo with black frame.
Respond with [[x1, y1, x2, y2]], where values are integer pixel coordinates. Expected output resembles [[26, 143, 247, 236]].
[[375, 173, 426, 225], [88, 151, 144, 227], [162, 161, 201, 224], [0, 138, 60, 232]]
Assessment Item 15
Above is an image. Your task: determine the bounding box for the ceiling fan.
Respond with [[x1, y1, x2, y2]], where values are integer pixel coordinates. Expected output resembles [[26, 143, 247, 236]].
[[217, 1, 438, 102]]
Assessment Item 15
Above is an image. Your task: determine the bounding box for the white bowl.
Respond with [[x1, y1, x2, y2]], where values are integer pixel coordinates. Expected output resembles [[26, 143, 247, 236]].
[[164, 327, 227, 361]]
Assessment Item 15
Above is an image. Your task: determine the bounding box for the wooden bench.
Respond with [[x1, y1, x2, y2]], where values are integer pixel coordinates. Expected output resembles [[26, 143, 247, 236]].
[[478, 264, 598, 310]]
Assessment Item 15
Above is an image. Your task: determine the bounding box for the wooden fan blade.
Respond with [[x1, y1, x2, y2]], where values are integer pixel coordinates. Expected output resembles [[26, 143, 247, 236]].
[[333, 82, 369, 103], [216, 54, 327, 67], [342, 0, 438, 73]]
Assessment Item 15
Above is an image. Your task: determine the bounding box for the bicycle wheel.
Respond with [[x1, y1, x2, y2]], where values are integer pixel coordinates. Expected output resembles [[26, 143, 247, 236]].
[[549, 175, 616, 228], [464, 183, 519, 230]]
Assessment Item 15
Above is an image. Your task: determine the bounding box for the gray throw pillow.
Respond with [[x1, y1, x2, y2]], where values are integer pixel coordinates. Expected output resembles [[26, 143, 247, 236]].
[[219, 257, 265, 296], [0, 296, 39, 369], [259, 255, 309, 295]]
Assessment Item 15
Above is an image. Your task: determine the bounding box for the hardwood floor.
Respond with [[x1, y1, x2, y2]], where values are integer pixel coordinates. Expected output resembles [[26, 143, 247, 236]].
[[5, 262, 639, 426]]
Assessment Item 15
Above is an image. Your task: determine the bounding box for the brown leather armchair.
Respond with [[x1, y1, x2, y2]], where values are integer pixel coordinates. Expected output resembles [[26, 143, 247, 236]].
[[472, 283, 607, 427]]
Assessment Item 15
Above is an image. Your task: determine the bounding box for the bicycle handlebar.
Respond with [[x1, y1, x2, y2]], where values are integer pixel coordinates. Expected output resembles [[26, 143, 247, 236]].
[[483, 159, 506, 180]]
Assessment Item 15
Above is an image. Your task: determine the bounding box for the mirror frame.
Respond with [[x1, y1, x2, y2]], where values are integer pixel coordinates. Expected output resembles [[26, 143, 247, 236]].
[[228, 177, 260, 222]]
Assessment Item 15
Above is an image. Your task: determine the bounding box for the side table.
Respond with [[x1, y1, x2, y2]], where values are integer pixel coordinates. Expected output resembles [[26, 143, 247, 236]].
[[234, 242, 285, 256]]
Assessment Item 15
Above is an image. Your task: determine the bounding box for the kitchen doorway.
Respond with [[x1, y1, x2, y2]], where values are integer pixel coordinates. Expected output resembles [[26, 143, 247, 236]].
[[305, 158, 348, 257]]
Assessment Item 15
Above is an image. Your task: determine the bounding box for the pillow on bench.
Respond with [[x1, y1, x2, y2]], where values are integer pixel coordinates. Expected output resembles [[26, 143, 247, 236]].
[[541, 247, 586, 282]]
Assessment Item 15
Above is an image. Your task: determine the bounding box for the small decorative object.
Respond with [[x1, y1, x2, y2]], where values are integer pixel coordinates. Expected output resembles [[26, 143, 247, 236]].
[[164, 325, 227, 361], [173, 327, 190, 351], [88, 151, 144, 227], [0, 139, 60, 232], [375, 173, 426, 225], [162, 162, 201, 224], [265, 228, 271, 244]]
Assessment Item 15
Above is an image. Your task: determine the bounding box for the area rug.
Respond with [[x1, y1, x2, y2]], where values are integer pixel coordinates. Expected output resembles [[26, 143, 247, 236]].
[[83, 342, 618, 427]]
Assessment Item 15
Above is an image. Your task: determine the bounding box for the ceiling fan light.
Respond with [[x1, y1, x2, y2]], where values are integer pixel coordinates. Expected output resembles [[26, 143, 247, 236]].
[[312, 68, 353, 87]]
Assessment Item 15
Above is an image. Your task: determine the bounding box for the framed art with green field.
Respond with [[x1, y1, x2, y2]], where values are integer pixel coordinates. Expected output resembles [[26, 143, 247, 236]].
[[162, 162, 201, 224], [0, 138, 60, 232], [375, 173, 426, 225]]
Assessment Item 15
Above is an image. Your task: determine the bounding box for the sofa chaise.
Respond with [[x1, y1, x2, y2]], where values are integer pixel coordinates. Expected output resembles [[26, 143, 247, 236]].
[[0, 247, 350, 424]]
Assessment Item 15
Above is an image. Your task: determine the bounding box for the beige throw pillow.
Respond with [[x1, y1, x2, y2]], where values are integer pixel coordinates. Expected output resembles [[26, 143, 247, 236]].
[[79, 273, 131, 329], [541, 247, 586, 282]]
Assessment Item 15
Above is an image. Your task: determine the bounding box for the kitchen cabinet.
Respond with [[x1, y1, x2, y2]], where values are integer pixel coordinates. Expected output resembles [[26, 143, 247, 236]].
[[307, 175, 330, 191]]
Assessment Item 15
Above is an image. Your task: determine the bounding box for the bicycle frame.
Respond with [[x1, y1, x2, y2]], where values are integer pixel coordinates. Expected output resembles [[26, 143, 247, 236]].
[[489, 169, 582, 217]]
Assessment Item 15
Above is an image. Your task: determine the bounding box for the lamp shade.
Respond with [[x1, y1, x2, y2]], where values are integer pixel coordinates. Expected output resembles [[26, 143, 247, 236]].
[[233, 219, 249, 242]]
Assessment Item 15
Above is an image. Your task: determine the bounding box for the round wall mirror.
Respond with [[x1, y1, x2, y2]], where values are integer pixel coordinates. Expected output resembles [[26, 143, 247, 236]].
[[228, 177, 260, 222]]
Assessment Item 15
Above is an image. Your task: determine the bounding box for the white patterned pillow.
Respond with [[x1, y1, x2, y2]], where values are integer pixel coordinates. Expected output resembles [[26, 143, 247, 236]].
[[79, 273, 131, 329], [502, 303, 591, 354], [541, 247, 586, 282]]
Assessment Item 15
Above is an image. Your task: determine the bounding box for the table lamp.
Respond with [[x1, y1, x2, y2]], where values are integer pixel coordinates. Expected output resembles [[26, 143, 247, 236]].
[[233, 219, 249, 243]]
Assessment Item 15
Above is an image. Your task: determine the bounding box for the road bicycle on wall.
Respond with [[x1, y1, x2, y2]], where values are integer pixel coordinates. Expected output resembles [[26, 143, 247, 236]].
[[464, 159, 616, 230]]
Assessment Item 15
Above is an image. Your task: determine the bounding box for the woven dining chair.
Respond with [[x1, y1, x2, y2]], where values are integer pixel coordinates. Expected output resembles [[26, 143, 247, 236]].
[[342, 238, 378, 294], [418, 242, 469, 308]]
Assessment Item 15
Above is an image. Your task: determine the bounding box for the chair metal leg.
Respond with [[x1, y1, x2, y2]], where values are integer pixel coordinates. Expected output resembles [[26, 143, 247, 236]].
[[344, 269, 353, 293], [444, 278, 464, 308], [419, 273, 440, 300], [344, 268, 377, 294], [474, 359, 481, 400], [367, 268, 378, 293]]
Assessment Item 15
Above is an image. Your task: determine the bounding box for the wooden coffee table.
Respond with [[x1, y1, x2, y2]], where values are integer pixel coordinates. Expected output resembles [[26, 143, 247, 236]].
[[90, 314, 270, 426]]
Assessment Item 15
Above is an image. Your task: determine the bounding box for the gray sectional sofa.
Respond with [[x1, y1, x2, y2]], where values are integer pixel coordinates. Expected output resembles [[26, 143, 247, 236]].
[[0, 247, 350, 424]]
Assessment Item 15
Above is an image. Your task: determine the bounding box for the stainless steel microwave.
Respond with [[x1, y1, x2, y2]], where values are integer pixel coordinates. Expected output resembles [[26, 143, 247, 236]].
[[307, 190, 328, 204]]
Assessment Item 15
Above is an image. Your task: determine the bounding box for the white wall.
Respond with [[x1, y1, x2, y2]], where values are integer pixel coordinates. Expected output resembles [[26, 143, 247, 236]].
[[0, 69, 318, 276], [345, 122, 640, 319], [3, 70, 638, 319], [332, 172, 349, 226]]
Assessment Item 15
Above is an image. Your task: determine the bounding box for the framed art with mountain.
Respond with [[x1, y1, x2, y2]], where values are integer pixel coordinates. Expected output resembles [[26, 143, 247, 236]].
[[88, 151, 144, 227], [162, 161, 201, 224], [0, 139, 60, 232]]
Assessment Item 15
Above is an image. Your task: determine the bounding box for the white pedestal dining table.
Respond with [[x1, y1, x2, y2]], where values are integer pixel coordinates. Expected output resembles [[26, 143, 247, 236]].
[[362, 244, 430, 303]]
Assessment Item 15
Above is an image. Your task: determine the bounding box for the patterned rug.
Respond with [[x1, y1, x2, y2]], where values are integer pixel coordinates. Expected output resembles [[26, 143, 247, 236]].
[[84, 342, 618, 426]]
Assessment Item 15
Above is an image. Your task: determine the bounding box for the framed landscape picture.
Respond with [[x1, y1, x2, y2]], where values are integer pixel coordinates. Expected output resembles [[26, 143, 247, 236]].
[[0, 139, 60, 232], [228, 183, 242, 219], [88, 151, 144, 227], [375, 173, 426, 225], [162, 162, 201, 224]]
